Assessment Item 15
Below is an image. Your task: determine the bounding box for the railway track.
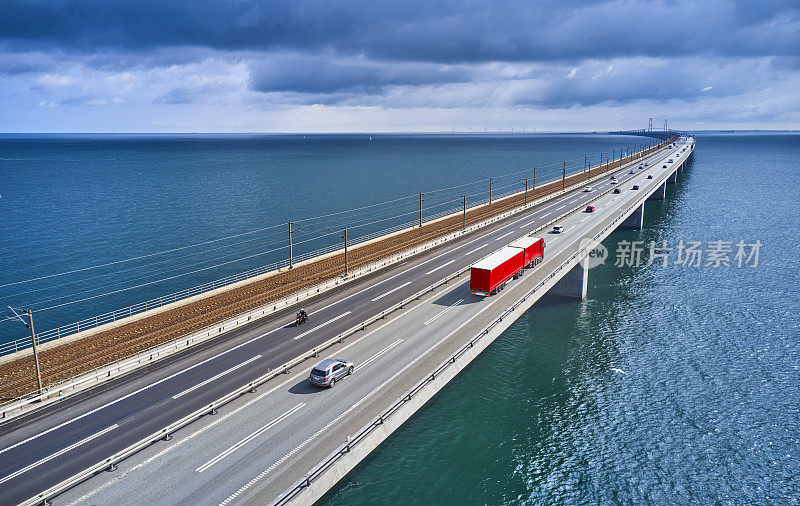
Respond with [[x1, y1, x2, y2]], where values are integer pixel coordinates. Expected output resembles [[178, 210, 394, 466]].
[[0, 149, 660, 401]]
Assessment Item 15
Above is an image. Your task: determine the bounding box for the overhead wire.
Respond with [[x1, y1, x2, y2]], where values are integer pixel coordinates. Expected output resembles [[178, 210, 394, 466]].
[[10, 139, 645, 314]]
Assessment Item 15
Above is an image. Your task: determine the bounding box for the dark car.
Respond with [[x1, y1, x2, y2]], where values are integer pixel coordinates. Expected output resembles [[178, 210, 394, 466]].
[[632, 185, 640, 190], [647, 175, 654, 179], [585, 205, 595, 213], [613, 188, 621, 194]]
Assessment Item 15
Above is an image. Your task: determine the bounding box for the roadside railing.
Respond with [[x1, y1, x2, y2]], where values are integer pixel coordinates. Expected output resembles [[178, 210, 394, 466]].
[[2, 141, 677, 415], [1, 173, 578, 357], [4, 137, 676, 355], [272, 141, 692, 505], [17, 139, 688, 506]]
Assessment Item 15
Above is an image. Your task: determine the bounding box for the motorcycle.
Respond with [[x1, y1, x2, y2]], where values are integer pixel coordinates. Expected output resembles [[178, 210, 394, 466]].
[[295, 313, 308, 326]]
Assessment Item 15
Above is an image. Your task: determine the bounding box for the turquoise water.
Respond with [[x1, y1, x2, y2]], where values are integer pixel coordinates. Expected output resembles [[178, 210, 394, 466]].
[[0, 133, 646, 339], [2, 133, 798, 503], [318, 133, 800, 504]]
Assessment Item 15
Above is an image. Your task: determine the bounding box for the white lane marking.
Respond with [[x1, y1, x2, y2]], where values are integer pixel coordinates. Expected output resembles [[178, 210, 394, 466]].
[[495, 231, 513, 241], [220, 286, 507, 506], [411, 236, 485, 269], [310, 265, 409, 314], [69, 315, 414, 505], [8, 164, 630, 457], [424, 259, 457, 276], [293, 312, 351, 340], [356, 339, 404, 371], [0, 425, 118, 486], [519, 220, 537, 229], [196, 403, 305, 473], [0, 324, 283, 457], [6, 209, 504, 453], [423, 299, 464, 326], [578, 217, 587, 223], [465, 243, 488, 256], [172, 355, 262, 399], [370, 281, 412, 302]]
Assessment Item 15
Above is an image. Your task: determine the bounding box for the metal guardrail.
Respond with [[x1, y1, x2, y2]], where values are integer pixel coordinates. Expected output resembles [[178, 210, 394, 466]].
[[3, 167, 587, 415], [3, 141, 675, 413], [5, 136, 678, 355], [272, 139, 692, 505], [16, 140, 687, 505], [19, 260, 475, 506], [1, 172, 580, 357]]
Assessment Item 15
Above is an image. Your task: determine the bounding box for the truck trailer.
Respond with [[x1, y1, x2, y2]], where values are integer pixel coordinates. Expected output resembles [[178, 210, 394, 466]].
[[470, 246, 525, 296], [508, 236, 545, 268]]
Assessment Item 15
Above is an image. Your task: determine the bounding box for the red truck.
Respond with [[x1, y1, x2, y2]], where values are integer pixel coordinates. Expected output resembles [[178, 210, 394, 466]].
[[508, 236, 545, 268], [470, 237, 546, 296], [470, 246, 524, 296]]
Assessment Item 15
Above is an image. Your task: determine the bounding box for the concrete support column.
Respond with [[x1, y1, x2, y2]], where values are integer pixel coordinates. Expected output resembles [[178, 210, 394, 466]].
[[550, 261, 588, 300], [668, 169, 678, 184], [620, 202, 644, 230], [647, 181, 667, 201]]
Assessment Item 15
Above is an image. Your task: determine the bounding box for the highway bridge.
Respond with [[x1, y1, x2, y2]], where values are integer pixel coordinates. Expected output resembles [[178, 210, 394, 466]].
[[0, 135, 694, 505]]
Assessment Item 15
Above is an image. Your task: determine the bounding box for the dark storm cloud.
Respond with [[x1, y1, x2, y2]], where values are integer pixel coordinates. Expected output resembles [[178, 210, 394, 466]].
[[3, 0, 799, 119], [2, 0, 798, 62], [249, 56, 471, 94]]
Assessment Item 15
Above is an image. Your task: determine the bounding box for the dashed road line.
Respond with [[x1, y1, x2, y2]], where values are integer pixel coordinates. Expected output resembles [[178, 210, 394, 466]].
[[293, 312, 351, 340], [196, 403, 305, 473], [370, 282, 412, 302], [465, 243, 488, 256], [0, 425, 118, 486], [424, 260, 456, 276], [424, 299, 464, 326], [356, 339, 404, 370], [173, 355, 262, 399]]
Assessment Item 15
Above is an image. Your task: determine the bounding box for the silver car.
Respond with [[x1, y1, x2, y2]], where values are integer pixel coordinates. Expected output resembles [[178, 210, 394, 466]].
[[309, 358, 354, 387]]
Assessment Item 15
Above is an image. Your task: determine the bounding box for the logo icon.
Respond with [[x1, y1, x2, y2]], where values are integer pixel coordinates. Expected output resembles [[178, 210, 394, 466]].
[[579, 237, 608, 269]]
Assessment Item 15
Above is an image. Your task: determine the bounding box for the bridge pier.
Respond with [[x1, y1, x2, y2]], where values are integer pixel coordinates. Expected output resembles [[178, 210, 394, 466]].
[[647, 181, 667, 201], [620, 202, 644, 230], [667, 169, 678, 184], [549, 262, 588, 300]]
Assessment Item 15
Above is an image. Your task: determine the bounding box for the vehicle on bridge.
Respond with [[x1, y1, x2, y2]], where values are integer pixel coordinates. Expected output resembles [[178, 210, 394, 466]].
[[309, 358, 354, 387], [613, 188, 621, 194], [648, 174, 654, 179], [470, 246, 525, 297], [551, 225, 565, 233], [508, 236, 545, 268], [610, 177, 618, 184], [583, 186, 592, 192], [632, 185, 640, 190], [629, 169, 636, 174], [585, 205, 595, 213]]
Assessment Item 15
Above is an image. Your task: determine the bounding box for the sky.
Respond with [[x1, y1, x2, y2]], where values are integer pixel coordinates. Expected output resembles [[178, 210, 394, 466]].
[[1, 0, 798, 133]]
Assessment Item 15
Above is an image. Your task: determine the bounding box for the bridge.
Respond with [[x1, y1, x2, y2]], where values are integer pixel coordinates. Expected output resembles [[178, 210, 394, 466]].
[[0, 133, 693, 505]]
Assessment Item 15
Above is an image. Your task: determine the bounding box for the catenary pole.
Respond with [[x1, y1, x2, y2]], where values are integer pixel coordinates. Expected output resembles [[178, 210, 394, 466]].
[[288, 222, 294, 268], [462, 195, 466, 230], [27, 310, 43, 394]]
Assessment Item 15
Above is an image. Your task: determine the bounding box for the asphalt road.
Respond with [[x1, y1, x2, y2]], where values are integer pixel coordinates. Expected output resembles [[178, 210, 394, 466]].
[[0, 139, 691, 505]]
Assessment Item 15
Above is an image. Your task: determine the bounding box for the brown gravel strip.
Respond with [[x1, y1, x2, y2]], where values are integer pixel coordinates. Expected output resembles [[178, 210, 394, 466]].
[[0, 144, 669, 402]]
